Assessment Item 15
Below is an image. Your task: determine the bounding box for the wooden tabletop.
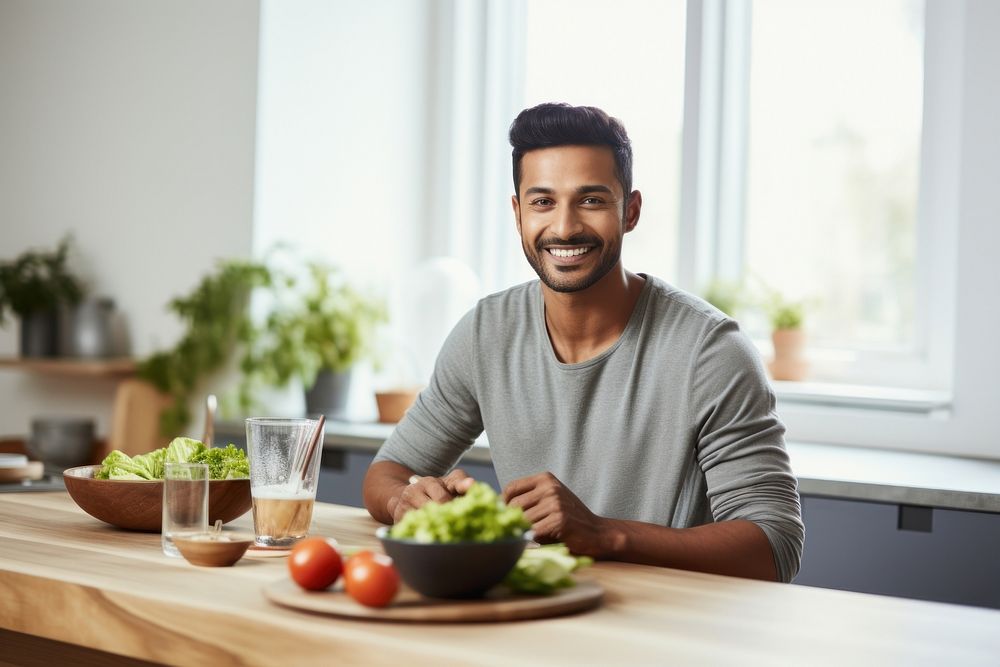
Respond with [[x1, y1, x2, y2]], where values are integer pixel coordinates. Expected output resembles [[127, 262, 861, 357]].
[[1, 493, 999, 666]]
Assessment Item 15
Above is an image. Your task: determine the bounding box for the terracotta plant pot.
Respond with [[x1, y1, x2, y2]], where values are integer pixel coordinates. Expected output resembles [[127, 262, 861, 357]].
[[768, 328, 808, 381], [375, 388, 421, 424]]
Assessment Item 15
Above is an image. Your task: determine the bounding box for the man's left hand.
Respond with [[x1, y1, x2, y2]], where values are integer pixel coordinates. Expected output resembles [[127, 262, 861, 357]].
[[502, 472, 609, 558]]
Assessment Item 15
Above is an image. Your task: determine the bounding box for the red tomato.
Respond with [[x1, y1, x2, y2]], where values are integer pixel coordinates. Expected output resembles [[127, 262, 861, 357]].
[[288, 537, 343, 591], [344, 550, 400, 608]]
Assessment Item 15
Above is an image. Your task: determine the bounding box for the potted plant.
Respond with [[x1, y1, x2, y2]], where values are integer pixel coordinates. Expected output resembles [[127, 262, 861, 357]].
[[0, 237, 85, 357], [764, 292, 808, 382], [244, 262, 386, 420], [138, 260, 272, 435], [370, 334, 424, 423]]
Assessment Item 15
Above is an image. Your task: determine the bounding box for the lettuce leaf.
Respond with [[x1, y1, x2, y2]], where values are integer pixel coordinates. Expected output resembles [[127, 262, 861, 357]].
[[96, 450, 158, 480], [132, 448, 166, 479], [165, 437, 206, 464], [503, 544, 592, 595]]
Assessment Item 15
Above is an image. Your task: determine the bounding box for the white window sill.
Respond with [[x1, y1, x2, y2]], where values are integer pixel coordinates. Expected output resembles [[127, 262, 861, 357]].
[[772, 381, 952, 416]]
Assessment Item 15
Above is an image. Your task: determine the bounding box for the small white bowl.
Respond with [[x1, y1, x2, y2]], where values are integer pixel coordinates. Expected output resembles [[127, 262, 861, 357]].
[[0, 454, 29, 468]]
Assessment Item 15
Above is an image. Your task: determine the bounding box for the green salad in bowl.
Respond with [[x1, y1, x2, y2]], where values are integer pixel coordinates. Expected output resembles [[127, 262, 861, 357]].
[[63, 437, 251, 532], [379, 482, 590, 598]]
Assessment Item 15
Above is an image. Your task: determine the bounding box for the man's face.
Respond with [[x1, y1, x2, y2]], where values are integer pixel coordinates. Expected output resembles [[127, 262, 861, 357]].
[[512, 145, 639, 293]]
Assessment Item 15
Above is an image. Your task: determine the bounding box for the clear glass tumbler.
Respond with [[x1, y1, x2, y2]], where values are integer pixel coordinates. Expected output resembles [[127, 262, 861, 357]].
[[245, 417, 324, 548], [162, 462, 209, 557]]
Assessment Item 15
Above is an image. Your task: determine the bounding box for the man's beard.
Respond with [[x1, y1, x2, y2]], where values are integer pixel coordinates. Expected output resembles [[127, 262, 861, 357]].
[[522, 233, 621, 293]]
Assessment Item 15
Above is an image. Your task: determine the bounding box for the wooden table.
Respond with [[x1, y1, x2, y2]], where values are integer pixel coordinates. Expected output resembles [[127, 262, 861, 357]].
[[2, 493, 998, 666]]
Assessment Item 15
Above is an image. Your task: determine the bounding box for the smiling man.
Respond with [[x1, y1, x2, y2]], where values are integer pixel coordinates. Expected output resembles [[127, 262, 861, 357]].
[[363, 103, 804, 582]]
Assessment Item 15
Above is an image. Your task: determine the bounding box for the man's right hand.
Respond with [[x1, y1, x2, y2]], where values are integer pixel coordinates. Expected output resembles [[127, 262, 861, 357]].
[[364, 460, 476, 525], [388, 469, 475, 523]]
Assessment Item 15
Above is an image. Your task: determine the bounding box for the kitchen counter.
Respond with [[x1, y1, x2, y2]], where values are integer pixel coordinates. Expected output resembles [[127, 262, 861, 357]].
[[788, 441, 1000, 512], [216, 419, 1000, 512], [2, 493, 999, 666]]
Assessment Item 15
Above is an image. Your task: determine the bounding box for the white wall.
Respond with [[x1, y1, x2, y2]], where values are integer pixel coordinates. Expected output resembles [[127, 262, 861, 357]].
[[253, 0, 450, 417], [253, 0, 429, 282], [0, 0, 260, 439]]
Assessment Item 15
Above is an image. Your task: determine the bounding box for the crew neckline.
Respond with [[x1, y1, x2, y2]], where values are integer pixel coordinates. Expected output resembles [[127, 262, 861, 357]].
[[535, 274, 653, 371]]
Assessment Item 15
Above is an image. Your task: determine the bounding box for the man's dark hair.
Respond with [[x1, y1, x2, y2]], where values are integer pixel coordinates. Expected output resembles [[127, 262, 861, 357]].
[[509, 103, 633, 200]]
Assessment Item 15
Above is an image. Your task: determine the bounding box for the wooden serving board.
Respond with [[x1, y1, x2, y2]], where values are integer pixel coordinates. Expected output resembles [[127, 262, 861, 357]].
[[263, 577, 603, 623]]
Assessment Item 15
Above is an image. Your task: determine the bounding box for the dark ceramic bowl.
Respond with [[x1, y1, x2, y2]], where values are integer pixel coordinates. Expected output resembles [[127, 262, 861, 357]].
[[63, 465, 252, 532], [376, 526, 528, 599]]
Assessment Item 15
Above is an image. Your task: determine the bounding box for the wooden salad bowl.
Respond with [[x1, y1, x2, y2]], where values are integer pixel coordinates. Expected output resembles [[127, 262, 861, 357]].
[[63, 465, 252, 532]]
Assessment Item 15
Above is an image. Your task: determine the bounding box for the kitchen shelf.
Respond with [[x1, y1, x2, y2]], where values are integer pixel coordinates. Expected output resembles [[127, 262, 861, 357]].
[[0, 356, 137, 377]]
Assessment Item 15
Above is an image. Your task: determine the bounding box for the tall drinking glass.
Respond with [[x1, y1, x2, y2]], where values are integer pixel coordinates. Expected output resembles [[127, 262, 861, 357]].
[[162, 462, 209, 557], [245, 417, 324, 548]]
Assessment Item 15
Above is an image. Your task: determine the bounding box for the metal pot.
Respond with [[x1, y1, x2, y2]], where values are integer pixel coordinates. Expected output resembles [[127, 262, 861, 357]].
[[28, 417, 95, 470], [64, 298, 116, 358], [20, 309, 59, 358], [304, 369, 352, 420]]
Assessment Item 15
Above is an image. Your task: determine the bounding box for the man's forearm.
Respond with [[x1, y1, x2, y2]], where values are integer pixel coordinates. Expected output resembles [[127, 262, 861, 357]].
[[362, 460, 413, 524], [595, 518, 779, 582]]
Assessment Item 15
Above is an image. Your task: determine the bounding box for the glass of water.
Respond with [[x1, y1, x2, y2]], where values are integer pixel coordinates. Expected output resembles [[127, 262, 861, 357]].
[[245, 418, 324, 548], [162, 462, 209, 557]]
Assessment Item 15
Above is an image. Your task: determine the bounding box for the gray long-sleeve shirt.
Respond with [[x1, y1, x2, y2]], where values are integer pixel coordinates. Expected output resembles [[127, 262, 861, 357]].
[[374, 275, 805, 582]]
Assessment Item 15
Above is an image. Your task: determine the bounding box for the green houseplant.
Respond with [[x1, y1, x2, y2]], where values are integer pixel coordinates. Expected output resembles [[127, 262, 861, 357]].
[[765, 297, 805, 332], [763, 291, 807, 382], [242, 262, 387, 419], [0, 237, 85, 357], [138, 260, 272, 435], [139, 256, 385, 435]]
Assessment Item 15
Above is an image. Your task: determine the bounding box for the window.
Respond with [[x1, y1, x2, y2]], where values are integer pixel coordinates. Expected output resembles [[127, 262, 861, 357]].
[[674, 0, 944, 392], [743, 0, 926, 376]]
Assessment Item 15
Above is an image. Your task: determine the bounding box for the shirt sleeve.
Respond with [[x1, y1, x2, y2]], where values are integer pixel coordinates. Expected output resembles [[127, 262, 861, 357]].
[[691, 318, 805, 583], [372, 309, 484, 476]]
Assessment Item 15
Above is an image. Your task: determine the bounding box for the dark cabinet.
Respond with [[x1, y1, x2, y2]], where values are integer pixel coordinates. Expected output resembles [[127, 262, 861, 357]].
[[795, 495, 1000, 609]]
